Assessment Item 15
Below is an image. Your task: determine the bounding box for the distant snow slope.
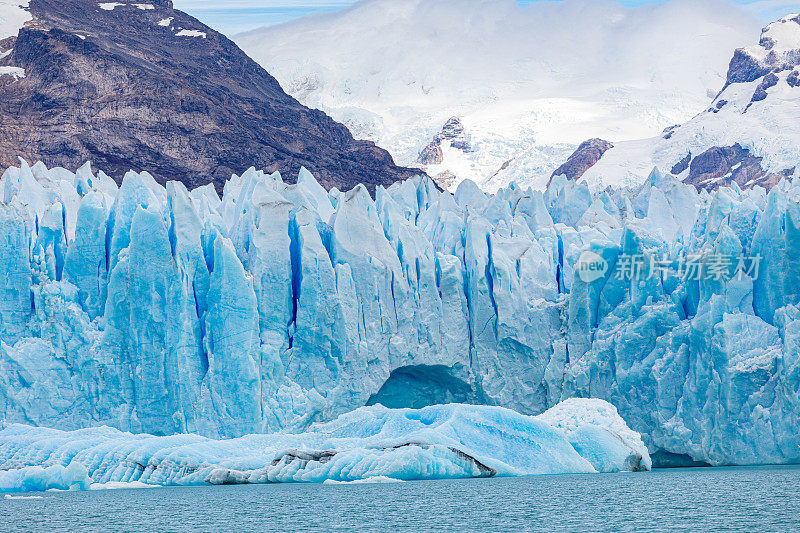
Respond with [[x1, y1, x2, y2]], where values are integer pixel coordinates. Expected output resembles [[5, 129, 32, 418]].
[[583, 14, 800, 190], [236, 0, 758, 191], [0, 0, 30, 41]]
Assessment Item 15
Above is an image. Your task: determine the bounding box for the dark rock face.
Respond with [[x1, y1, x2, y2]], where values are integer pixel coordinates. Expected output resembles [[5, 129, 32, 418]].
[[726, 48, 772, 84], [788, 70, 800, 88], [549, 138, 613, 184], [670, 152, 691, 175], [707, 98, 728, 114], [0, 0, 419, 193], [681, 143, 793, 191], [662, 125, 680, 139], [417, 117, 471, 166], [750, 72, 779, 104], [417, 142, 444, 166]]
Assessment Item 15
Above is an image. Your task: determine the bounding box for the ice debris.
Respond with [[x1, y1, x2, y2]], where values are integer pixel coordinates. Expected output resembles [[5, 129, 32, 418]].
[[0, 401, 649, 493]]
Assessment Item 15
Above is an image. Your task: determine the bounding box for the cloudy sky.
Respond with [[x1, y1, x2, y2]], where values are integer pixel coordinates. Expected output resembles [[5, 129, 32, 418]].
[[174, 0, 800, 35]]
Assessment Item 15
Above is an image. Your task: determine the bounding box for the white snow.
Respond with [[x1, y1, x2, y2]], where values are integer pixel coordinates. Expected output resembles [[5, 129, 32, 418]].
[[175, 29, 206, 38], [0, 66, 25, 79], [583, 57, 800, 190], [133, 3, 154, 10], [158, 17, 173, 27], [235, 0, 760, 192], [98, 2, 123, 11], [745, 14, 800, 63], [0, 0, 31, 41]]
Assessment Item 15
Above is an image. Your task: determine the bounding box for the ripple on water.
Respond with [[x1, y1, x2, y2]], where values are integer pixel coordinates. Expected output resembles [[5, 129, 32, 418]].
[[3, 465, 800, 532]]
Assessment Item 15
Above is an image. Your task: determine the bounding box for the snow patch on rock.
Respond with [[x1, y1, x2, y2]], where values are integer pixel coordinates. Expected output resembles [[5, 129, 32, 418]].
[[0, 0, 31, 41], [176, 29, 206, 38], [0, 66, 25, 79]]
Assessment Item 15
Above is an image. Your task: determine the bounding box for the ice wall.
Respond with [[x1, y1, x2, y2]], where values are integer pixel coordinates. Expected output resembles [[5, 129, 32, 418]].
[[1, 159, 799, 466]]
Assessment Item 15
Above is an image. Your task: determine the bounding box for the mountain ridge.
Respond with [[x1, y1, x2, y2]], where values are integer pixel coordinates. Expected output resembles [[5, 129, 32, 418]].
[[0, 0, 419, 193]]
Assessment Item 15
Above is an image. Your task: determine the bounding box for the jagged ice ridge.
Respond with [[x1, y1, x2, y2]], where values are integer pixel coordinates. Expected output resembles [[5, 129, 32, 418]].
[[1, 159, 799, 468]]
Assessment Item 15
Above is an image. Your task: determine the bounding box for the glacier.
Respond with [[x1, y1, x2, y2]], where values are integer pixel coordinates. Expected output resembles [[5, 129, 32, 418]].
[[1, 158, 800, 469], [0, 401, 649, 492]]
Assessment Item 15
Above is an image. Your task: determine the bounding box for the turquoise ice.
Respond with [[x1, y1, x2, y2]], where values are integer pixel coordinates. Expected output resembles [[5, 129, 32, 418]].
[[0, 400, 649, 492], [1, 160, 799, 467]]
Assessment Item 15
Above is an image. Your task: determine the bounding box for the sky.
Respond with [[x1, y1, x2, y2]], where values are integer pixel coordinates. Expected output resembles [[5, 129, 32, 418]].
[[174, 0, 800, 35]]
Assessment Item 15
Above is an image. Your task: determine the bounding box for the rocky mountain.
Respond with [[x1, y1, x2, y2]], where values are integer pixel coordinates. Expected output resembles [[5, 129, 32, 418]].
[[579, 14, 800, 191], [416, 117, 472, 188], [0, 0, 418, 192]]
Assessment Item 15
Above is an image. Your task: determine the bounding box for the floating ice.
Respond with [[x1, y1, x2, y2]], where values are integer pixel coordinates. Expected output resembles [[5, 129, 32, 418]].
[[0, 401, 648, 493], [0, 66, 25, 80], [0, 463, 91, 493]]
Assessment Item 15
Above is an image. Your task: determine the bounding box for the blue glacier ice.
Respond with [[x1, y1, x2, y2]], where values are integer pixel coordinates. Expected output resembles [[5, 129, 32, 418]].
[[0, 400, 649, 492], [1, 160, 799, 467]]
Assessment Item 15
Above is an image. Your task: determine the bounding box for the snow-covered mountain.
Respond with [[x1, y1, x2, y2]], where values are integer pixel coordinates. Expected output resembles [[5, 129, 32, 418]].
[[236, 0, 759, 191], [582, 14, 800, 190]]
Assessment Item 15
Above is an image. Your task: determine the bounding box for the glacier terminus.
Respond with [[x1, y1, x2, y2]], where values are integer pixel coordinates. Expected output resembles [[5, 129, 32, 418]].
[[1, 157, 800, 486]]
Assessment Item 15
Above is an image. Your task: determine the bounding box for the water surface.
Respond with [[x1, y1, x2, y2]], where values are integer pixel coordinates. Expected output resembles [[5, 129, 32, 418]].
[[4, 466, 799, 532]]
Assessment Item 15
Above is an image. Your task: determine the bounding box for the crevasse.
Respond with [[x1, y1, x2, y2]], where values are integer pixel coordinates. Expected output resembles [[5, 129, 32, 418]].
[[1, 159, 799, 467]]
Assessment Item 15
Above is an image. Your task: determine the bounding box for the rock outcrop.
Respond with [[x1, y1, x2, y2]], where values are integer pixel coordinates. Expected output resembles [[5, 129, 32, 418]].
[[549, 138, 613, 184], [678, 144, 794, 191], [417, 117, 472, 166]]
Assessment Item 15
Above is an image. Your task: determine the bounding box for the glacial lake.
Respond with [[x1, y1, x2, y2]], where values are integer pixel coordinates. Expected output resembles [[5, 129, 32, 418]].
[[4, 465, 800, 532]]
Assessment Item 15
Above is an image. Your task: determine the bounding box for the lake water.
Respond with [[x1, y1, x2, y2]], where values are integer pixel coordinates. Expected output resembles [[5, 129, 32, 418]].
[[4, 466, 800, 532]]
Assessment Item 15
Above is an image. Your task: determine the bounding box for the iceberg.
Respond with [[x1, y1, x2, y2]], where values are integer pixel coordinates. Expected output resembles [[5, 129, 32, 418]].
[[0, 159, 799, 468], [0, 401, 648, 492]]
